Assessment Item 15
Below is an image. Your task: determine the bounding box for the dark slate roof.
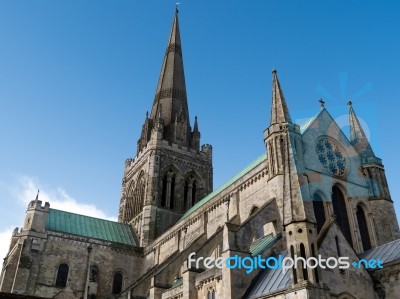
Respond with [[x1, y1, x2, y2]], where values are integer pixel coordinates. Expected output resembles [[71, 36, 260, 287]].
[[250, 233, 281, 257], [46, 209, 137, 246], [180, 153, 267, 221], [360, 239, 400, 266], [245, 251, 291, 298]]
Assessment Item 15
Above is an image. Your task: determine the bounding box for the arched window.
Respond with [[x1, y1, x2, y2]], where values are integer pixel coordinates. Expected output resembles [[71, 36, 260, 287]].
[[311, 244, 319, 283], [55, 263, 69, 287], [356, 205, 372, 251], [184, 176, 198, 209], [191, 180, 197, 206], [161, 171, 176, 209], [332, 186, 353, 246], [112, 272, 123, 294], [313, 193, 326, 233], [290, 245, 297, 284], [280, 137, 286, 165], [184, 180, 189, 209], [162, 175, 168, 207], [207, 290, 216, 299], [123, 183, 135, 223], [170, 175, 175, 209], [133, 175, 145, 218], [270, 141, 275, 175], [300, 243, 308, 280]]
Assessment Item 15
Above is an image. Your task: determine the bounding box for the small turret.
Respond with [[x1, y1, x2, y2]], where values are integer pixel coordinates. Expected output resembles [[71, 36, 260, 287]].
[[348, 101, 376, 162], [191, 116, 200, 150], [201, 143, 212, 160], [23, 191, 50, 233]]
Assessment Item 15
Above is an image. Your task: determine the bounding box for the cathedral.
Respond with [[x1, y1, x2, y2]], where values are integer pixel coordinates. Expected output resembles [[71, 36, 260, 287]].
[[1, 9, 400, 299]]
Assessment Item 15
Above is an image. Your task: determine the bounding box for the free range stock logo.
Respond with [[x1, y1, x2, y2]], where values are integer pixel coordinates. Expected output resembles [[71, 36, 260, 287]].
[[188, 252, 383, 274]]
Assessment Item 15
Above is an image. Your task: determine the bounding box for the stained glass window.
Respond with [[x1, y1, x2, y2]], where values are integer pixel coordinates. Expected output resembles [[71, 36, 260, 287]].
[[315, 138, 346, 176]]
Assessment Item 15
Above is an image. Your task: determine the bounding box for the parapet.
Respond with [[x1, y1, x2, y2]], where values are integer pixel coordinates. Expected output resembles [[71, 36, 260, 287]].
[[27, 199, 50, 212], [201, 144, 213, 157]]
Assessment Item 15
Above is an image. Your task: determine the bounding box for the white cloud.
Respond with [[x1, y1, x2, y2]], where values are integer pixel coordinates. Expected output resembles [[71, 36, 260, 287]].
[[0, 227, 15, 273], [0, 176, 118, 271], [16, 176, 117, 221]]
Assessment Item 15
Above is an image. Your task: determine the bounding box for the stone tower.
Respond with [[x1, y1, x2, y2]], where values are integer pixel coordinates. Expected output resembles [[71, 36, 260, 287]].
[[118, 9, 213, 246], [348, 101, 400, 245], [263, 70, 327, 297]]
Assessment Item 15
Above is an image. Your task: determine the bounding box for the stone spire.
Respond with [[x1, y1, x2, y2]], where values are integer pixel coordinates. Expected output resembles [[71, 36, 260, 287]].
[[348, 101, 375, 158], [191, 116, 200, 150], [193, 115, 199, 133], [149, 8, 190, 146], [270, 69, 292, 125]]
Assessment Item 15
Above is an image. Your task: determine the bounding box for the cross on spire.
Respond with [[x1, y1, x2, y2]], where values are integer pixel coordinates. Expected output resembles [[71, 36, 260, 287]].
[[319, 98, 325, 108]]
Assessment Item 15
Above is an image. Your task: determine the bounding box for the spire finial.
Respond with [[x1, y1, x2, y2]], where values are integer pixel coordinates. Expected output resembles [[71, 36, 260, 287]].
[[193, 115, 199, 132], [347, 100, 352, 107], [175, 2, 180, 12], [272, 68, 277, 74], [348, 101, 375, 158], [319, 98, 325, 109], [35, 190, 40, 201]]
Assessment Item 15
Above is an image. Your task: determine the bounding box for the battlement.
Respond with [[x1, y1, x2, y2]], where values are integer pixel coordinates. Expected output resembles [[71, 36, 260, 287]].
[[27, 199, 50, 212], [201, 143, 212, 150]]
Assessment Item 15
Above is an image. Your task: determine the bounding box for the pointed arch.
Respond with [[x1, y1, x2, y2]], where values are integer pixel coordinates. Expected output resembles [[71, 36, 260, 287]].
[[300, 243, 308, 280], [183, 171, 203, 209], [112, 272, 123, 294], [55, 263, 69, 287], [356, 204, 372, 251], [123, 181, 135, 223], [132, 171, 146, 218], [332, 185, 353, 246], [161, 166, 180, 209], [290, 245, 297, 284]]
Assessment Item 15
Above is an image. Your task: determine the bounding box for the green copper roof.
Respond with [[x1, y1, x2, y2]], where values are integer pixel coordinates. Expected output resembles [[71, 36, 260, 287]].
[[180, 152, 267, 221], [250, 233, 281, 257], [299, 110, 323, 134], [46, 209, 137, 246]]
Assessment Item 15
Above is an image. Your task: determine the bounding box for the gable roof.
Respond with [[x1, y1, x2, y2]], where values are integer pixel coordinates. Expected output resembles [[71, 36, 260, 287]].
[[360, 239, 400, 266], [245, 250, 290, 298], [46, 209, 137, 246], [179, 152, 267, 221]]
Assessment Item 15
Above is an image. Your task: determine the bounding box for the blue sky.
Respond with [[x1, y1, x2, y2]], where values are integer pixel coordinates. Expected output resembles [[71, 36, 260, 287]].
[[1, 1, 399, 260]]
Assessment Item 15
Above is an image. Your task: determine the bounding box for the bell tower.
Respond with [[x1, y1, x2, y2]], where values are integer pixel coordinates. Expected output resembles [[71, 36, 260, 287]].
[[118, 9, 213, 246]]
